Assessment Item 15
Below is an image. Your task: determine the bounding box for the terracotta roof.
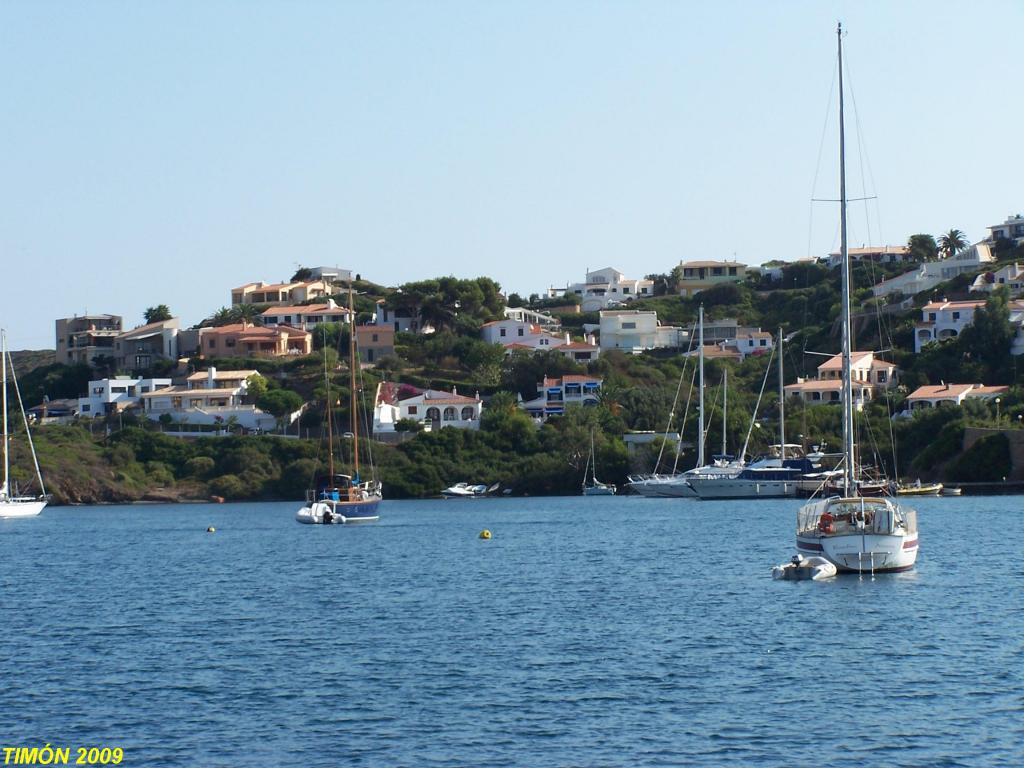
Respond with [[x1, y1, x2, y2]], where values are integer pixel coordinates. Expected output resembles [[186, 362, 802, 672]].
[[968, 385, 1010, 397], [921, 299, 986, 311], [260, 304, 350, 317], [818, 351, 874, 371], [907, 384, 975, 400], [784, 380, 847, 392]]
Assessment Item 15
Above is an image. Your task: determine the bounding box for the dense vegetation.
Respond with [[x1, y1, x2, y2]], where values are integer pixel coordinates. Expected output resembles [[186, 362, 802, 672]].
[[9, 246, 1024, 504]]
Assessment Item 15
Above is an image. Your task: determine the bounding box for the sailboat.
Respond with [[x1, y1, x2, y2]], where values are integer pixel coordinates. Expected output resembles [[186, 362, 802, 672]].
[[628, 305, 743, 497], [792, 25, 918, 573], [582, 429, 615, 496], [1, 330, 49, 518], [296, 285, 382, 525], [688, 328, 819, 499]]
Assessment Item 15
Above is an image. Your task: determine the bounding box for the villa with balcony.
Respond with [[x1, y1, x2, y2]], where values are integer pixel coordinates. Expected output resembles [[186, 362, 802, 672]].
[[198, 322, 312, 358], [260, 299, 352, 330], [784, 351, 897, 407], [139, 368, 286, 432], [519, 375, 602, 420], [114, 318, 181, 371], [78, 376, 173, 417], [55, 314, 123, 367], [873, 243, 995, 299], [826, 245, 909, 269], [988, 214, 1024, 245], [231, 279, 333, 307], [915, 298, 1024, 354], [547, 267, 654, 312], [903, 383, 1009, 412], [373, 383, 482, 437], [676, 260, 747, 297]]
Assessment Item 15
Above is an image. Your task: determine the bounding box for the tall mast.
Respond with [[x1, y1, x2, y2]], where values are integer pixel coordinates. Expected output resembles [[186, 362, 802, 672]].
[[778, 328, 785, 461], [838, 22, 855, 496], [697, 304, 705, 468], [350, 282, 360, 482], [2, 330, 8, 498], [324, 325, 334, 479], [721, 368, 727, 458]]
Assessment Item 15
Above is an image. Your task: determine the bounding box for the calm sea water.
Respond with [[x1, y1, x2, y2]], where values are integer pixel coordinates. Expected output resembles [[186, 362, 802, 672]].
[[1, 496, 1021, 767]]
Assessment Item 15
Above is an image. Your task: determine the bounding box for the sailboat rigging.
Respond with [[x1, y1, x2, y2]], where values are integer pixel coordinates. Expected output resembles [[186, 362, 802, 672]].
[[296, 284, 383, 524], [1, 329, 49, 519], [581, 429, 615, 496], [792, 24, 918, 573]]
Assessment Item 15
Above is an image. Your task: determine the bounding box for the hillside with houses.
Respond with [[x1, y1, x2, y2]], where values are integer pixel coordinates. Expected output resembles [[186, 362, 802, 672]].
[[8, 214, 1024, 504]]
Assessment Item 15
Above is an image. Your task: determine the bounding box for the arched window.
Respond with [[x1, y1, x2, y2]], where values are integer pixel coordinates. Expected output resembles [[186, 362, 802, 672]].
[[443, 407, 457, 421], [461, 406, 475, 420], [426, 407, 441, 422]]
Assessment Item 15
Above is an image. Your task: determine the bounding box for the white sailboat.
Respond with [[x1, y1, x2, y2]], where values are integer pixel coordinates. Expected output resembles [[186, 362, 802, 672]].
[[793, 25, 918, 573], [628, 305, 742, 497], [582, 430, 615, 496], [688, 328, 820, 499], [1, 330, 49, 518]]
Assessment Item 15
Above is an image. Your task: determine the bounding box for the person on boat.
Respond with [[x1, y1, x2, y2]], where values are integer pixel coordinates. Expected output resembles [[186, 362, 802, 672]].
[[322, 507, 333, 524]]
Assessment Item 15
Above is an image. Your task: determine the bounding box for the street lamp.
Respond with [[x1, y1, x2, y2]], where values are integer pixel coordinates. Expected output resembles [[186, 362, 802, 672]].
[[995, 397, 1001, 426]]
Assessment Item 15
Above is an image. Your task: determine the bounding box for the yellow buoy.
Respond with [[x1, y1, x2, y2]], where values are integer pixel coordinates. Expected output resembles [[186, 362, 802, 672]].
[[479, 529, 491, 540], [206, 526, 216, 533]]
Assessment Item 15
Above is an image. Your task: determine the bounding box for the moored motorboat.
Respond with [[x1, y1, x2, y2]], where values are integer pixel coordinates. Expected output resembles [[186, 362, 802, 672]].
[[772, 554, 837, 581], [896, 481, 943, 496], [941, 486, 962, 496], [441, 482, 492, 499]]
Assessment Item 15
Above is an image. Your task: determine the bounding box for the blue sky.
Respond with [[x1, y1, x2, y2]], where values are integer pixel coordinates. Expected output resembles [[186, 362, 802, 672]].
[[2, 1, 1020, 348]]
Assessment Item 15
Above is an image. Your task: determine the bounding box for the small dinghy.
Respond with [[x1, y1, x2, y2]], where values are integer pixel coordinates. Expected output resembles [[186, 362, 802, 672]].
[[772, 554, 837, 581]]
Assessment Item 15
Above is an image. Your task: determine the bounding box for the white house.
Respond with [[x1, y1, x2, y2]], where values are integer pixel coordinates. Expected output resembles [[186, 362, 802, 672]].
[[481, 319, 562, 349], [139, 368, 286, 432], [718, 331, 774, 360], [904, 383, 1009, 412], [260, 299, 352, 330], [784, 351, 898, 407], [827, 245, 909, 269], [971, 262, 1024, 297], [873, 243, 995, 298], [988, 214, 1024, 245], [519, 375, 602, 420], [78, 376, 173, 417], [547, 267, 654, 312], [599, 310, 687, 353], [915, 299, 987, 352], [231, 279, 333, 307], [503, 306, 559, 326], [373, 383, 482, 434]]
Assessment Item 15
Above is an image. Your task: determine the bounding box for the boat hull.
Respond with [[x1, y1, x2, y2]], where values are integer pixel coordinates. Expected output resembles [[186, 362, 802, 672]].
[[0, 499, 47, 519], [689, 479, 798, 499], [796, 532, 918, 573], [582, 486, 616, 496], [296, 497, 380, 524]]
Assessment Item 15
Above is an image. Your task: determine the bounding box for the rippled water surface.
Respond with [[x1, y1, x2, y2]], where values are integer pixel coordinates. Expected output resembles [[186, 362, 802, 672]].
[[2, 496, 1022, 766]]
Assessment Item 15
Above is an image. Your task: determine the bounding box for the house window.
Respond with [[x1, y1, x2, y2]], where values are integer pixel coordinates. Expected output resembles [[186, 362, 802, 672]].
[[408, 406, 418, 415], [208, 339, 216, 349], [712, 267, 723, 276], [500, 328, 506, 337], [641, 287, 648, 294], [760, 339, 767, 347], [426, 407, 440, 421], [878, 371, 887, 383], [952, 312, 960, 320], [226, 339, 236, 347], [928, 313, 936, 322], [729, 267, 738, 276], [82, 404, 91, 412], [518, 328, 524, 336], [461, 406, 475, 420], [443, 407, 457, 421], [623, 287, 630, 294], [622, 322, 636, 329], [372, 334, 378, 342]]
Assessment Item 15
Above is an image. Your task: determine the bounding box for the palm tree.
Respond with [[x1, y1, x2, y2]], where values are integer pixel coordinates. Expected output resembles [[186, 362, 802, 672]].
[[938, 229, 970, 260]]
